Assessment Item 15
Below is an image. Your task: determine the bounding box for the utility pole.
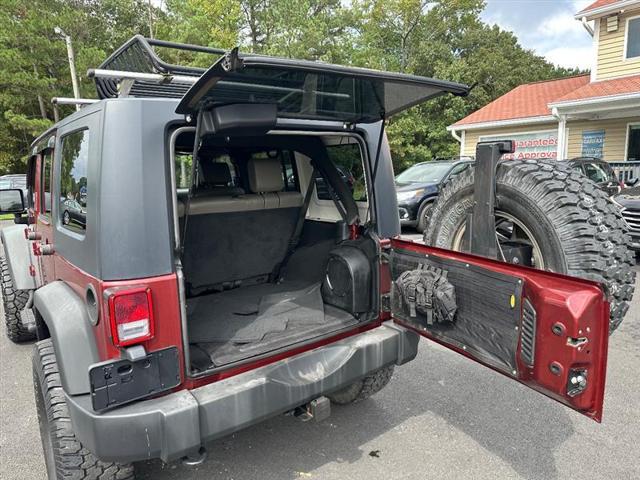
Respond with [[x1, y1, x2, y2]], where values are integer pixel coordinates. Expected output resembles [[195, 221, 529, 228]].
[[148, 0, 154, 39], [54, 27, 81, 111]]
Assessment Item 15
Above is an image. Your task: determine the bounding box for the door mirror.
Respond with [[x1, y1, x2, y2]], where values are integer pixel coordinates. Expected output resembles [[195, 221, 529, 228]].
[[626, 177, 639, 187], [0, 189, 25, 214]]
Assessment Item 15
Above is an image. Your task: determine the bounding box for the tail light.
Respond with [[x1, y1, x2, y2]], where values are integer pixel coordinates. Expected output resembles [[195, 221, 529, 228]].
[[108, 288, 154, 347]]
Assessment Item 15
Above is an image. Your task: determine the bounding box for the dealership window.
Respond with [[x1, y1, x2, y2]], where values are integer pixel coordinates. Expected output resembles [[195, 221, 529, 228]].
[[627, 16, 640, 59], [628, 124, 640, 162], [59, 129, 89, 234]]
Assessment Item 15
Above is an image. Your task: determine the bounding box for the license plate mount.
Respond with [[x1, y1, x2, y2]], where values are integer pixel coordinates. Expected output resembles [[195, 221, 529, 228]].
[[89, 346, 180, 411]]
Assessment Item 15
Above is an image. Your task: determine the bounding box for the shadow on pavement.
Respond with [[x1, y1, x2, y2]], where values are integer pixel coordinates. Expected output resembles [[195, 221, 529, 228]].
[[137, 343, 573, 480]]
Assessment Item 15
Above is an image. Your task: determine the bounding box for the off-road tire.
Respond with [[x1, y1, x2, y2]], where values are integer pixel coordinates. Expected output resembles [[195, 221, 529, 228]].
[[416, 201, 435, 233], [424, 159, 635, 333], [328, 366, 394, 405], [33, 339, 135, 480], [1, 257, 35, 342]]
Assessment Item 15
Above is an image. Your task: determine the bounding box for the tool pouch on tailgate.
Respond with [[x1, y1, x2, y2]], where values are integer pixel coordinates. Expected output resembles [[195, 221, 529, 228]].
[[394, 264, 457, 325]]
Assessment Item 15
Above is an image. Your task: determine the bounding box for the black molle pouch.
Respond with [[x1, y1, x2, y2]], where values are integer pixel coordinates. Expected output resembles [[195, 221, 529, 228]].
[[394, 264, 457, 325]]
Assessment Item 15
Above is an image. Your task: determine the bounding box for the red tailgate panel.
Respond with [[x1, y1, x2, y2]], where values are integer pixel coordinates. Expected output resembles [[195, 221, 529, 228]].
[[390, 239, 609, 422]]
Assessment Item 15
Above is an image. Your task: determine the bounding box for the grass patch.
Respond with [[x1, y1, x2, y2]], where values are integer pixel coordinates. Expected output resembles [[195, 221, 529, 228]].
[[0, 213, 16, 220]]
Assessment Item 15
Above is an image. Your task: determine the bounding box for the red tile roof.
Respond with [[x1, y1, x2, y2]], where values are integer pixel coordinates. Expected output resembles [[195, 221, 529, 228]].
[[552, 74, 640, 103], [452, 75, 590, 126], [577, 0, 623, 16]]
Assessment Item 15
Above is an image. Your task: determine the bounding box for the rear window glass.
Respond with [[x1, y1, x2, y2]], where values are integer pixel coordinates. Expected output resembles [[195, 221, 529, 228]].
[[179, 60, 466, 122], [59, 129, 89, 234]]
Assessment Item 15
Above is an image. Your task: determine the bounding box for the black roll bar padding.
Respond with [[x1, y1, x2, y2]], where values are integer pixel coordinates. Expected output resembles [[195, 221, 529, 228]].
[[465, 140, 515, 259]]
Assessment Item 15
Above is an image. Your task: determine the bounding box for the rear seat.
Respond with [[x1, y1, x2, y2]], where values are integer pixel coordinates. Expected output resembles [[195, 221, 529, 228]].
[[182, 157, 304, 292], [195, 159, 244, 197]]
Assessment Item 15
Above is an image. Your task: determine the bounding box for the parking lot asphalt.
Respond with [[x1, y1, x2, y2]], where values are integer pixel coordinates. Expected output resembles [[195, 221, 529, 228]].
[[0, 229, 638, 480]]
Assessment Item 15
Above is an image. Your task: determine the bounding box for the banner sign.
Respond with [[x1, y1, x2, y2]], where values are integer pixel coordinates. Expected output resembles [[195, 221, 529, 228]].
[[581, 130, 605, 158], [479, 131, 558, 160]]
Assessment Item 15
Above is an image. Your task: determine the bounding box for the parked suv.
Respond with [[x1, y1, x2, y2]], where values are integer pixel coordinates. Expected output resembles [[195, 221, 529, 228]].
[[566, 157, 624, 195], [612, 182, 640, 251], [0, 36, 634, 480], [396, 158, 473, 231]]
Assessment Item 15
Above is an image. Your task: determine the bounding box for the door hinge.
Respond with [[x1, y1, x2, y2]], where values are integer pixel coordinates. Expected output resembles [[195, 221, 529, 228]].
[[381, 293, 391, 313]]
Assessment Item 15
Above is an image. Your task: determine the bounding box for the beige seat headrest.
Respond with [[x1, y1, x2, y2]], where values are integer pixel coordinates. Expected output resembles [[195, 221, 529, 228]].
[[247, 157, 284, 193]]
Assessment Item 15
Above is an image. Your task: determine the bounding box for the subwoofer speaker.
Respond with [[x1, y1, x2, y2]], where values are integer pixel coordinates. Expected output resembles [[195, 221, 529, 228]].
[[322, 246, 371, 315]]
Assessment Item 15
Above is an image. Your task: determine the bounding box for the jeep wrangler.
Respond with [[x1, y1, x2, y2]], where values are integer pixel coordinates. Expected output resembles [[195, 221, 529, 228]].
[[0, 36, 634, 479]]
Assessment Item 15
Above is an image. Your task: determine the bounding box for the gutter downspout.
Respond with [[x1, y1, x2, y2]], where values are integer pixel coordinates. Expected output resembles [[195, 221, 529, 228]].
[[552, 107, 567, 160], [450, 128, 464, 157], [581, 16, 594, 36]]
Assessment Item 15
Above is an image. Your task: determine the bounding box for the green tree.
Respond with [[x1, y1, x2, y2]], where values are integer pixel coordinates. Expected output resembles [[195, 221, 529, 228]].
[[0, 0, 585, 175], [0, 0, 156, 173]]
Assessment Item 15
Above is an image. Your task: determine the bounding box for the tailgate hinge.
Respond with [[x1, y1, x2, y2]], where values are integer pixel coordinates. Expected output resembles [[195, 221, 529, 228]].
[[381, 293, 391, 313]]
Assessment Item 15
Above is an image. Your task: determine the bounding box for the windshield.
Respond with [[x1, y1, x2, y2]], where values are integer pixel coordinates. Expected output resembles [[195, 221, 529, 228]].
[[396, 163, 453, 183]]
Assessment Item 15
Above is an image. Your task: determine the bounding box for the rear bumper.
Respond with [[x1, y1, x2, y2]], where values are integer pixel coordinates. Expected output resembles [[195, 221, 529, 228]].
[[66, 322, 419, 463]]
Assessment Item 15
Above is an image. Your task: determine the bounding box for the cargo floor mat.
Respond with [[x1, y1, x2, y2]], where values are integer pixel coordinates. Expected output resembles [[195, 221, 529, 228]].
[[186, 281, 357, 368], [187, 282, 325, 343]]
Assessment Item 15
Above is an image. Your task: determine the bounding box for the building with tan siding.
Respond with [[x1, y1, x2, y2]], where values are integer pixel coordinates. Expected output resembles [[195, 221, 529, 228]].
[[448, 0, 640, 174]]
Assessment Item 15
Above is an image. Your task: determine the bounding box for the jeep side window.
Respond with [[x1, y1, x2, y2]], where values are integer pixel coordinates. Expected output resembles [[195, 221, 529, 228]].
[[59, 129, 89, 234], [212, 153, 239, 187], [41, 150, 53, 215], [175, 154, 192, 189], [26, 155, 37, 209], [281, 151, 299, 192], [317, 142, 367, 202]]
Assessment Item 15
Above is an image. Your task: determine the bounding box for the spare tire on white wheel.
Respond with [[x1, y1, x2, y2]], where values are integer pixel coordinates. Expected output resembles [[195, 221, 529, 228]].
[[424, 158, 635, 334]]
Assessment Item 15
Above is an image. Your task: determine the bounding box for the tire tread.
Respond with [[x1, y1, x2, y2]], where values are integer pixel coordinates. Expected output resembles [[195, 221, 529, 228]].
[[1, 256, 35, 342], [425, 158, 635, 333], [328, 366, 394, 405], [33, 338, 135, 480]]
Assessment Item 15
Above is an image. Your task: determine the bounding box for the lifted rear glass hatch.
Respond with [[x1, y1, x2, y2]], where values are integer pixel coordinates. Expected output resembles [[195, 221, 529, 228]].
[[176, 50, 469, 122]]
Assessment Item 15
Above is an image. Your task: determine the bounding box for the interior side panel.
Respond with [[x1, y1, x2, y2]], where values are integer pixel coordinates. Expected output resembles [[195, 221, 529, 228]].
[[390, 247, 522, 373]]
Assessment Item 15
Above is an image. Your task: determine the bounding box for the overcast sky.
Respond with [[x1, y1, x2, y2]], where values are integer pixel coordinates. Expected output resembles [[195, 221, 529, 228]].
[[481, 0, 594, 69]]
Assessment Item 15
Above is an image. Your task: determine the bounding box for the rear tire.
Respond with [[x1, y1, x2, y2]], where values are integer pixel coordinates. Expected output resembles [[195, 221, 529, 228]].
[[328, 366, 394, 405], [424, 159, 635, 334], [1, 257, 35, 342], [33, 339, 135, 480]]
